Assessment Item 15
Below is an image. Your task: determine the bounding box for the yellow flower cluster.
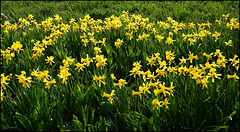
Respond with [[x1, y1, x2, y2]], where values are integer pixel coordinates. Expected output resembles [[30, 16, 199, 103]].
[[103, 90, 115, 104], [93, 54, 107, 69], [226, 18, 239, 30], [129, 59, 175, 109], [58, 56, 75, 85], [114, 39, 124, 49], [31, 69, 56, 88], [101, 75, 128, 104], [113, 79, 127, 89], [129, 47, 239, 109], [1, 41, 23, 62], [93, 75, 106, 87], [1, 73, 10, 90], [15, 71, 32, 88], [1, 12, 239, 65], [1, 73, 12, 101], [1, 11, 239, 110]]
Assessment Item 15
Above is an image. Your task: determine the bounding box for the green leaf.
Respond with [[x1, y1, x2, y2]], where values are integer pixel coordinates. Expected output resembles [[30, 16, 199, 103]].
[[149, 116, 154, 125], [100, 102, 112, 116], [90, 109, 95, 124], [215, 105, 223, 125], [148, 116, 154, 131], [82, 106, 87, 125], [87, 124, 95, 131], [206, 125, 229, 131], [72, 114, 84, 131], [203, 96, 211, 103], [223, 110, 236, 125], [98, 116, 107, 131], [15, 112, 34, 131]]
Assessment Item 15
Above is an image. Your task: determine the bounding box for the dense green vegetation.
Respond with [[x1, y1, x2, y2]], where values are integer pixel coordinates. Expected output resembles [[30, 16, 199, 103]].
[[1, 1, 239, 24], [1, 1, 239, 131]]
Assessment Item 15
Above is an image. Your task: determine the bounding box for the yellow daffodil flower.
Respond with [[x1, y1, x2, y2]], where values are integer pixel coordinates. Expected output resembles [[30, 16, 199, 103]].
[[15, 71, 32, 88], [227, 73, 239, 81], [45, 79, 56, 89], [75, 62, 85, 72], [93, 75, 106, 87], [1, 73, 10, 90], [45, 56, 55, 66], [132, 90, 143, 100], [102, 90, 115, 104]]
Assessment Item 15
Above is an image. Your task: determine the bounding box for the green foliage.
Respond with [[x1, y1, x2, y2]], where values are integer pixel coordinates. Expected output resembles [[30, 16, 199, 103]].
[[1, 1, 239, 24], [15, 112, 34, 131]]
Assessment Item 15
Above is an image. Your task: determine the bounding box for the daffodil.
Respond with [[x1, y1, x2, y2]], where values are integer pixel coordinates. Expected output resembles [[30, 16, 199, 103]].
[[69, 18, 76, 25], [178, 65, 188, 76], [75, 62, 85, 72], [133, 61, 142, 68], [111, 74, 116, 81], [215, 19, 222, 25], [152, 98, 162, 110], [146, 56, 155, 67], [1, 49, 15, 62], [93, 54, 107, 69], [1, 73, 10, 90], [227, 73, 239, 81], [113, 79, 127, 89], [166, 51, 175, 65], [222, 14, 230, 20], [129, 67, 141, 78], [125, 31, 133, 40], [154, 82, 173, 97], [188, 38, 196, 46], [89, 37, 98, 45], [200, 76, 210, 89], [188, 51, 198, 63], [45, 56, 55, 66], [158, 60, 168, 69], [149, 80, 159, 89], [212, 31, 221, 42], [62, 56, 75, 67], [167, 66, 178, 76], [225, 40, 233, 46], [216, 57, 228, 68], [102, 90, 115, 104], [165, 37, 175, 45], [179, 56, 187, 65], [94, 47, 102, 54], [9, 41, 23, 53], [45, 79, 56, 89], [203, 52, 213, 61], [15, 71, 32, 88], [156, 67, 167, 77], [37, 70, 50, 82], [132, 90, 143, 100], [98, 38, 106, 46], [159, 98, 170, 109], [189, 22, 195, 29], [114, 39, 123, 49], [154, 53, 162, 62], [93, 75, 106, 87], [58, 67, 71, 85], [207, 70, 221, 83], [155, 35, 164, 42], [138, 83, 150, 94], [229, 55, 239, 70], [81, 54, 93, 67], [1, 88, 4, 102]]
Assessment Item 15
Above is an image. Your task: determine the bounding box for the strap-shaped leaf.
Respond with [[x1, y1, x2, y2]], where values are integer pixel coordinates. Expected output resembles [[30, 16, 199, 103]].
[[72, 114, 84, 131], [15, 112, 34, 131]]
